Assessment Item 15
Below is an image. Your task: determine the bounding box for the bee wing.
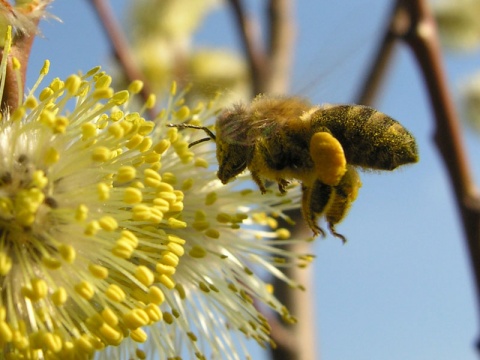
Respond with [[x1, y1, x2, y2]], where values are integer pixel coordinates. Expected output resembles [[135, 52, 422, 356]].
[[217, 107, 279, 146]]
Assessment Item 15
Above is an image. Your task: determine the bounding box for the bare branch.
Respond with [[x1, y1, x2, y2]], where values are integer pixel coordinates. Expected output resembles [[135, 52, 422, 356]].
[[227, 0, 268, 94], [398, 0, 480, 350], [355, 3, 402, 105], [265, 0, 295, 94], [88, 0, 155, 116]]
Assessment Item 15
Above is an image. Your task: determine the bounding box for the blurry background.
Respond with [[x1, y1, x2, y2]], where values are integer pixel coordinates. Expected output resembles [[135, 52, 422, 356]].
[[29, 1, 480, 359]]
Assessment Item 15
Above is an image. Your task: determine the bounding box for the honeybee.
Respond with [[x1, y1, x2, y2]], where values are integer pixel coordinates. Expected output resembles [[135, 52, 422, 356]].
[[168, 95, 418, 241]]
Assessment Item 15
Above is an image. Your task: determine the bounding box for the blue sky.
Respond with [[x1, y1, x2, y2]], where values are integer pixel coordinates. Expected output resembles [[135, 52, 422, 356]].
[[30, 1, 480, 359]]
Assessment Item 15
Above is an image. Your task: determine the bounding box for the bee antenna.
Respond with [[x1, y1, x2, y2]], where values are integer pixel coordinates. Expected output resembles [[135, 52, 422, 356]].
[[188, 137, 212, 148], [166, 123, 216, 141]]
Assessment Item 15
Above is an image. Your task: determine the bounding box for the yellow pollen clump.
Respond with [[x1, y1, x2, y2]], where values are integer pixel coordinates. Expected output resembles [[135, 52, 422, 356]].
[[100, 216, 118, 231], [59, 244, 76, 263], [205, 228, 220, 239], [148, 286, 165, 304], [65, 74, 81, 94], [92, 146, 113, 162], [123, 309, 149, 330], [51, 287, 68, 306], [84, 220, 101, 236], [158, 274, 175, 289], [124, 187, 143, 204], [44, 147, 60, 165], [89, 264, 109, 279], [117, 166, 136, 183], [205, 192, 217, 205], [167, 217, 187, 229], [0, 252, 12, 275], [105, 284, 126, 303], [75, 281, 95, 300], [189, 245, 207, 258], [194, 158, 209, 168], [97, 182, 110, 200], [135, 265, 155, 286], [82, 123, 97, 139], [153, 139, 170, 154], [75, 204, 88, 221], [130, 328, 148, 343]]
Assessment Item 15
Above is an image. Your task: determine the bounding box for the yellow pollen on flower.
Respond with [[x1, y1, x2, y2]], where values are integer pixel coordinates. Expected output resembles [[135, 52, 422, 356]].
[[155, 263, 176, 276], [65, 74, 81, 94], [123, 309, 149, 330], [205, 192, 217, 205], [145, 93, 156, 109], [148, 286, 165, 304], [167, 217, 187, 229], [11, 107, 25, 122], [128, 80, 143, 94], [85, 220, 101, 236], [153, 139, 171, 154], [75, 204, 88, 221], [205, 228, 220, 239], [105, 284, 126, 303], [130, 327, 148, 343], [99, 216, 118, 231], [117, 166, 136, 183], [23, 96, 37, 109], [51, 287, 68, 306], [44, 147, 60, 165], [0, 252, 12, 275], [135, 265, 155, 286], [59, 244, 76, 263], [158, 274, 175, 289], [189, 245, 207, 258], [97, 182, 111, 200], [92, 146, 112, 162], [89, 264, 109, 279]]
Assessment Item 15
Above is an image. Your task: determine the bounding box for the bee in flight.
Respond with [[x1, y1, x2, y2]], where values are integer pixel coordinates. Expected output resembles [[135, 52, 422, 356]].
[[168, 95, 418, 242]]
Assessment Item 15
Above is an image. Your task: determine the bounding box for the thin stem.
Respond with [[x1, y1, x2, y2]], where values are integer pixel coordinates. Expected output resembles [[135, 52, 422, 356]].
[[355, 3, 402, 105], [88, 0, 155, 118], [399, 0, 480, 350], [265, 0, 295, 93], [227, 0, 268, 94]]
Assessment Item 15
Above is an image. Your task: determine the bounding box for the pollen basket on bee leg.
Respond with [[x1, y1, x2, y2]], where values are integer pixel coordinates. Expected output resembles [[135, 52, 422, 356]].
[[309, 132, 347, 186]]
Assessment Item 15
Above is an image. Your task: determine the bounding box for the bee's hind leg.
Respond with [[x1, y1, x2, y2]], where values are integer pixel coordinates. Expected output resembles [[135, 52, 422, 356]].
[[328, 223, 347, 244], [301, 183, 327, 238]]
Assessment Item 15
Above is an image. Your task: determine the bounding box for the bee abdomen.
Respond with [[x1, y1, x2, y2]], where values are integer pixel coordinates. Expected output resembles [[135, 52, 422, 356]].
[[311, 105, 419, 171]]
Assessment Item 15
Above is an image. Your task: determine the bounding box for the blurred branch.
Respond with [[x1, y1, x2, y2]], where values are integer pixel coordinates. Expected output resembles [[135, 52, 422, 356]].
[[89, 0, 155, 117], [227, 0, 267, 94], [358, 0, 480, 353], [227, 1, 315, 359], [266, 0, 295, 93], [355, 3, 401, 105]]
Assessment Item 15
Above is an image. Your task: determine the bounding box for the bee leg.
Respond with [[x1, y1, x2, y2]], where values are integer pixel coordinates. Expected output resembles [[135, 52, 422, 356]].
[[277, 179, 289, 194], [251, 171, 268, 194], [309, 132, 347, 186], [325, 166, 362, 243], [328, 223, 347, 244], [301, 183, 328, 237]]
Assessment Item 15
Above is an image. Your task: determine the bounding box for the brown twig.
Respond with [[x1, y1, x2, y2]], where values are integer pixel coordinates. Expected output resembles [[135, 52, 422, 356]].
[[355, 3, 402, 105], [227, 0, 268, 94], [265, 0, 295, 94], [88, 0, 155, 118], [227, 1, 314, 359], [398, 0, 480, 351], [359, 0, 480, 352], [1, 31, 36, 112]]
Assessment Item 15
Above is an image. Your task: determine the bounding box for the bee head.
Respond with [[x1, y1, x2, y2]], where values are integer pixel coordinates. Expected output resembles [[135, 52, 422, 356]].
[[216, 140, 252, 184], [215, 107, 254, 183]]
